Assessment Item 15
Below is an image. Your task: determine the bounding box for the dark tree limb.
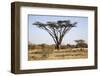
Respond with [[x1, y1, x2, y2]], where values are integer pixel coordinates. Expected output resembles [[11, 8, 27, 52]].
[[33, 20, 77, 50]]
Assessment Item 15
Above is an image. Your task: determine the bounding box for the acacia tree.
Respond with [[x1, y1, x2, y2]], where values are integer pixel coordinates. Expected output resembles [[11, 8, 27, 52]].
[[75, 40, 88, 48], [33, 20, 77, 49]]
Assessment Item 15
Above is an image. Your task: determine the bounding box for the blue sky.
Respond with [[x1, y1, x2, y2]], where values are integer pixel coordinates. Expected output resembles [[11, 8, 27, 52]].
[[28, 15, 88, 45]]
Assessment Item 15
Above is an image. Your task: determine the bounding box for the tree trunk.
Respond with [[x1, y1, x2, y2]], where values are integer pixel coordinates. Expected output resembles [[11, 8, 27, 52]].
[[55, 42, 61, 50], [56, 44, 60, 50]]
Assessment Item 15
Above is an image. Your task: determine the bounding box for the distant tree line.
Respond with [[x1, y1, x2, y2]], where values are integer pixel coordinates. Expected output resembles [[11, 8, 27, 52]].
[[28, 39, 88, 50]]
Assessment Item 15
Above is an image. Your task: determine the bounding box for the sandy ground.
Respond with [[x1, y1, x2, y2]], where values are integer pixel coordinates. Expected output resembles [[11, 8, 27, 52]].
[[28, 48, 88, 61]]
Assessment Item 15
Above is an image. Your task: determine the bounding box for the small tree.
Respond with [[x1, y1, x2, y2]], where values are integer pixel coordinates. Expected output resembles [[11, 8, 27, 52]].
[[75, 40, 88, 48], [66, 44, 72, 48], [33, 20, 77, 50]]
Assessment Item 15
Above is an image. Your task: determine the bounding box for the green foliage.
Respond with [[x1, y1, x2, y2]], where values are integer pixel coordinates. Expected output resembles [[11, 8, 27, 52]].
[[75, 39, 88, 48]]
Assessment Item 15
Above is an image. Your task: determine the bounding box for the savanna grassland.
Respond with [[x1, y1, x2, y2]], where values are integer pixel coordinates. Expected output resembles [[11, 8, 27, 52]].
[[28, 44, 88, 61], [29, 19, 88, 61]]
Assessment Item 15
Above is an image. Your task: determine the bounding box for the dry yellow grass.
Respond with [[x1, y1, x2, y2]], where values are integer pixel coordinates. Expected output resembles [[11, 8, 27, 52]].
[[28, 48, 88, 61]]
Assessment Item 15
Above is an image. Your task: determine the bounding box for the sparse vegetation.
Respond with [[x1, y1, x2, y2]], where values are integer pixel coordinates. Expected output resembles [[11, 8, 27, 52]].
[[28, 19, 88, 60], [28, 39, 88, 60]]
